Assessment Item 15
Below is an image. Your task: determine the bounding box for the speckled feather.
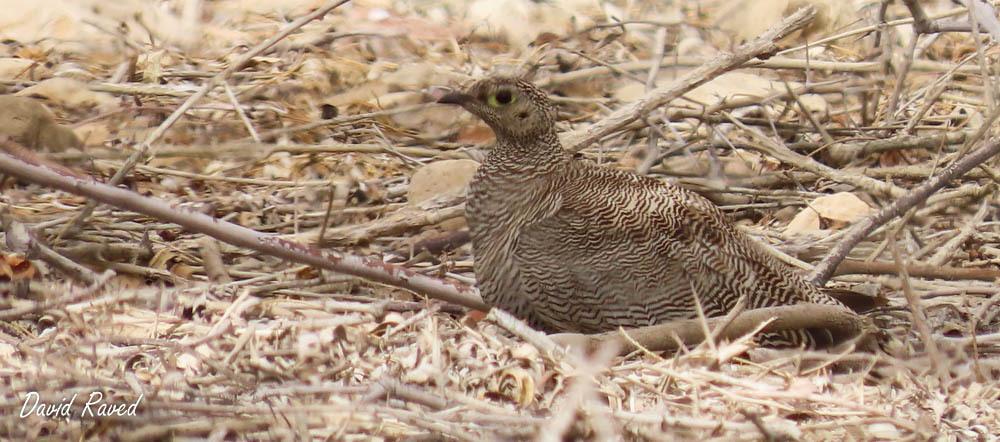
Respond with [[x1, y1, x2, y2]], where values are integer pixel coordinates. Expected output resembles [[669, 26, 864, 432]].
[[442, 76, 844, 346]]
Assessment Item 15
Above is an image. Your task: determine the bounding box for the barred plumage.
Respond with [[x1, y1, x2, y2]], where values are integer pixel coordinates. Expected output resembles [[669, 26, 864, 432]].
[[438, 76, 845, 346]]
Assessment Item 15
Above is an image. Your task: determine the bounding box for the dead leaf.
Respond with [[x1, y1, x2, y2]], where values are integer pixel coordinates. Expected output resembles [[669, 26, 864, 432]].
[[0, 253, 35, 281], [786, 192, 872, 235], [0, 57, 48, 81], [495, 367, 535, 407]]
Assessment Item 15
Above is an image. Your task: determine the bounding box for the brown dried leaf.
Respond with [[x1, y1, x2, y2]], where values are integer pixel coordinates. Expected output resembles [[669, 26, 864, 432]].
[[0, 253, 35, 281]]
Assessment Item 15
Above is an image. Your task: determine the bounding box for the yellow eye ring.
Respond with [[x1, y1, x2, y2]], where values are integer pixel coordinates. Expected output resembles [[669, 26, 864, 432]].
[[487, 89, 516, 107]]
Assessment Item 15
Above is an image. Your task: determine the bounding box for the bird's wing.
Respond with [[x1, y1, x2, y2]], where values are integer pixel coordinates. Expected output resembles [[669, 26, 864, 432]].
[[552, 166, 752, 277], [512, 165, 816, 331]]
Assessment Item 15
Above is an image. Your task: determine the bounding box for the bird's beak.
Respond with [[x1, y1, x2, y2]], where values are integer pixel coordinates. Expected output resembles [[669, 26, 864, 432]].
[[437, 91, 471, 105]]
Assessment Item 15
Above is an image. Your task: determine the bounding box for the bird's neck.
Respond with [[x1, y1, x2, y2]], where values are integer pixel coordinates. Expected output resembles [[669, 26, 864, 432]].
[[487, 131, 571, 174]]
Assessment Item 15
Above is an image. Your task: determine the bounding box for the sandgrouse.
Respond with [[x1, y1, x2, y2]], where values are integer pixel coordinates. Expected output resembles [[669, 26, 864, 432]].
[[438, 76, 848, 346]]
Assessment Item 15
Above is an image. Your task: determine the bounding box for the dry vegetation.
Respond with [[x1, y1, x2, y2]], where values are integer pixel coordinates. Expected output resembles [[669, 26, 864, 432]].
[[1, 0, 999, 440]]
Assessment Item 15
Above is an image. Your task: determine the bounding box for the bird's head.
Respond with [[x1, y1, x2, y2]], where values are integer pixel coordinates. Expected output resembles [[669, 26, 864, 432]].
[[437, 76, 557, 144]]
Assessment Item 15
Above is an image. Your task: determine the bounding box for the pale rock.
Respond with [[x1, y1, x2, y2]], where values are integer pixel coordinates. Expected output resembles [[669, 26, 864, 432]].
[[0, 95, 82, 151], [408, 159, 479, 231], [408, 159, 480, 205]]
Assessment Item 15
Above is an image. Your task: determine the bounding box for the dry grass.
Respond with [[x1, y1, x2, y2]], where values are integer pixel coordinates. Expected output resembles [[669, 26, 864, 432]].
[[1, 0, 999, 439]]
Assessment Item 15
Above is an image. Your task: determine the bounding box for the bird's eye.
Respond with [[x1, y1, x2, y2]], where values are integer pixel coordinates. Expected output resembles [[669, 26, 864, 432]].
[[487, 89, 516, 107]]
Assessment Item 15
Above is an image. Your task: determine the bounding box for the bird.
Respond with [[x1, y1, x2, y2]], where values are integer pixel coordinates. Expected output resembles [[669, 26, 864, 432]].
[[437, 76, 855, 347]]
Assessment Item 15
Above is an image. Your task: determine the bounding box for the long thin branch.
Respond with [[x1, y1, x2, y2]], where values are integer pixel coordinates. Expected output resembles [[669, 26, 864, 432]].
[[552, 304, 872, 355], [562, 6, 817, 151], [808, 135, 1000, 285], [725, 113, 907, 198], [2, 138, 878, 355], [0, 142, 488, 312], [901, 0, 975, 34]]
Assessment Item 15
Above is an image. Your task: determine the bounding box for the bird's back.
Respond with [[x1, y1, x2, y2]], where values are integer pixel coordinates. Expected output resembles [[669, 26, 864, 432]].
[[469, 157, 843, 336]]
